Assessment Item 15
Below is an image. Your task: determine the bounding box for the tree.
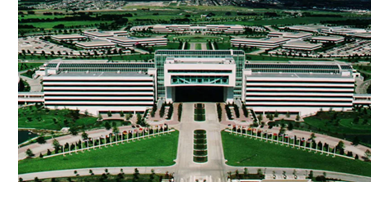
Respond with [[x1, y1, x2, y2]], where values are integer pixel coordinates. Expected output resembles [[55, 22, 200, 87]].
[[98, 114, 103, 120], [113, 126, 119, 134], [68, 125, 78, 135], [336, 141, 345, 150], [352, 136, 360, 146], [125, 113, 132, 121], [36, 136, 46, 144], [353, 116, 360, 124], [34, 177, 40, 182], [136, 113, 142, 125], [26, 149, 34, 157], [52, 139, 60, 150], [274, 111, 278, 118], [365, 150, 371, 160], [47, 149, 51, 155], [107, 111, 112, 117], [133, 168, 140, 181], [296, 114, 300, 121], [287, 123, 294, 131], [104, 122, 111, 130], [81, 131, 88, 140], [39, 153, 43, 158], [310, 133, 316, 141]]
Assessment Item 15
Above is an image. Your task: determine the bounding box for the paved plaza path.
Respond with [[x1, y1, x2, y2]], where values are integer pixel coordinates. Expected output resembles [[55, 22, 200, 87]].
[[173, 103, 227, 182]]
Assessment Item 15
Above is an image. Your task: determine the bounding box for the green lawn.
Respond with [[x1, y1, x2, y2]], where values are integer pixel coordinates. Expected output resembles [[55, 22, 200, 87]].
[[195, 43, 202, 50], [150, 42, 181, 50], [18, 106, 98, 131], [22, 21, 112, 29], [222, 132, 371, 177], [303, 112, 371, 134], [18, 63, 43, 71], [18, 131, 179, 174]]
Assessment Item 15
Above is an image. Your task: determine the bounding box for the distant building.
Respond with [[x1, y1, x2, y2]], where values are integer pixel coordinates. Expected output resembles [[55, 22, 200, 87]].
[[151, 24, 244, 34], [76, 40, 116, 49], [231, 37, 290, 49], [310, 36, 344, 44], [83, 30, 128, 39], [268, 32, 312, 40], [282, 41, 322, 51], [50, 34, 87, 42], [107, 37, 167, 48]]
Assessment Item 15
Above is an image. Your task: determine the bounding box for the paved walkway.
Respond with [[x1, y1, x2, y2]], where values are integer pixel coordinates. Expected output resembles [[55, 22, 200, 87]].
[[356, 79, 371, 94], [18, 71, 42, 92], [174, 103, 226, 182]]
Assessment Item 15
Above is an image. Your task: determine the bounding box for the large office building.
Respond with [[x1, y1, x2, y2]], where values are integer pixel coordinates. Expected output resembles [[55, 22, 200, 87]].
[[83, 30, 128, 38], [107, 37, 167, 48], [50, 34, 87, 42], [231, 38, 290, 49], [33, 50, 360, 116], [268, 32, 312, 40], [152, 24, 244, 34], [282, 41, 322, 51], [243, 62, 355, 115], [38, 60, 156, 115]]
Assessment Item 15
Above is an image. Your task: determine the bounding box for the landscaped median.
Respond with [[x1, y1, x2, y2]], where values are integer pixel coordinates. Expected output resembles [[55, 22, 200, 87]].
[[193, 130, 208, 163], [221, 131, 371, 177], [194, 103, 206, 121], [18, 131, 179, 174]]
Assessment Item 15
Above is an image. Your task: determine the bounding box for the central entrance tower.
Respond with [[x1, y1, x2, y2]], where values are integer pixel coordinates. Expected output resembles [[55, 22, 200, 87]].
[[154, 50, 245, 102]]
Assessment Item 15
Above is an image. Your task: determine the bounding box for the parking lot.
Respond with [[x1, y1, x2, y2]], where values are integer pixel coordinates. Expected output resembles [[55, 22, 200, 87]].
[[18, 37, 76, 55]]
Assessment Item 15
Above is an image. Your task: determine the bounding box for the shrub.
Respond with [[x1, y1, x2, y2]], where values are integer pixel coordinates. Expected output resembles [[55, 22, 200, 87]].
[[217, 103, 222, 122], [178, 103, 183, 121], [167, 103, 174, 120]]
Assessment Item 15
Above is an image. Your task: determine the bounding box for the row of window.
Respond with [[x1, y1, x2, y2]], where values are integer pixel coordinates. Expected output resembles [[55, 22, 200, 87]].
[[45, 104, 153, 106], [245, 81, 353, 84], [45, 99, 153, 101]]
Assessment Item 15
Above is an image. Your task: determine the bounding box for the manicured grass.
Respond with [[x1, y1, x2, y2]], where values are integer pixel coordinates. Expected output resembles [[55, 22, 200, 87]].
[[18, 63, 43, 71], [150, 42, 181, 50], [195, 43, 202, 50], [222, 131, 371, 177], [303, 111, 371, 134], [18, 106, 98, 130], [22, 21, 112, 29], [18, 131, 179, 174]]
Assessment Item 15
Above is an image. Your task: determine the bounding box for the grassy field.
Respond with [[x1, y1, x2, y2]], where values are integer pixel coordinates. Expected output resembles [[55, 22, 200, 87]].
[[222, 132, 371, 177], [18, 106, 98, 131], [22, 21, 112, 29], [150, 42, 181, 50], [18, 63, 43, 71], [195, 43, 202, 50], [18, 131, 179, 174]]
